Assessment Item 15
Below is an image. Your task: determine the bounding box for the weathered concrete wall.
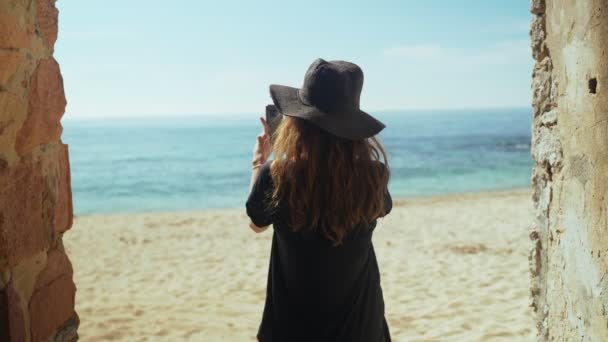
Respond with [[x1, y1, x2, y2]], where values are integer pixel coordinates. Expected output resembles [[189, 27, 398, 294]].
[[0, 0, 78, 341], [530, 0, 608, 340]]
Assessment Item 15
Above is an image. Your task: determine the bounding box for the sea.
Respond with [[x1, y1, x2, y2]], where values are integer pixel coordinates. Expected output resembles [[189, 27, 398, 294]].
[[62, 108, 533, 215]]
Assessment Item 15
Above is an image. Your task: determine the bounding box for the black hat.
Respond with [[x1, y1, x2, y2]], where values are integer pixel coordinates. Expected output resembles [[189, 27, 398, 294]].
[[269, 58, 385, 140]]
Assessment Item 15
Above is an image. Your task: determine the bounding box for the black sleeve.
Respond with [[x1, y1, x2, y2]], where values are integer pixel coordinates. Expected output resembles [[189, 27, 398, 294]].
[[377, 161, 392, 218], [381, 187, 392, 217], [246, 162, 274, 227]]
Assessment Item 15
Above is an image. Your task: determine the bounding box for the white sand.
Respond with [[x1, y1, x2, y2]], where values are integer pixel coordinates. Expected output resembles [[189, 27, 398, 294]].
[[64, 189, 535, 341]]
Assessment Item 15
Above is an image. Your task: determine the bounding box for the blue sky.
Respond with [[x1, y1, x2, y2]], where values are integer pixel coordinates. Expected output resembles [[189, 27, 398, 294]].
[[55, 0, 532, 119]]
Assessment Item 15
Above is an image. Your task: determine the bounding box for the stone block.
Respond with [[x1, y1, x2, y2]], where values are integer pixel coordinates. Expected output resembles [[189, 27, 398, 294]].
[[15, 58, 66, 156], [532, 125, 562, 170], [0, 10, 30, 49], [0, 92, 27, 158], [0, 93, 27, 131], [0, 154, 46, 271], [530, 15, 548, 61], [30, 143, 73, 245], [51, 144, 73, 233], [0, 50, 23, 85], [531, 57, 553, 117], [540, 109, 557, 126], [33, 249, 72, 289], [530, 0, 545, 15], [29, 249, 76, 342], [36, 0, 59, 50]]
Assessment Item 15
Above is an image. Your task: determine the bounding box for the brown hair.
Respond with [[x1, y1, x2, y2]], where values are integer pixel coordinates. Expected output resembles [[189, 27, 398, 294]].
[[269, 116, 389, 245]]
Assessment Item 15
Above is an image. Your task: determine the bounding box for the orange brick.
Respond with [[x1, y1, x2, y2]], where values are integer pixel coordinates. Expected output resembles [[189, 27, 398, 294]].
[[15, 58, 66, 156], [0, 51, 22, 85], [52, 144, 73, 233], [29, 249, 76, 341], [0, 155, 46, 271], [0, 10, 30, 49], [36, 0, 59, 50]]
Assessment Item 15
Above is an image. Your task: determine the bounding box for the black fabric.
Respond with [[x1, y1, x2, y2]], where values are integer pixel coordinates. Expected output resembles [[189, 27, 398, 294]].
[[269, 58, 385, 141], [246, 161, 392, 342]]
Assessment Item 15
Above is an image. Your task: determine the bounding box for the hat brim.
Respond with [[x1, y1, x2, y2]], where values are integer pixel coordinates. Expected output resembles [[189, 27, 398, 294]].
[[269, 85, 385, 140]]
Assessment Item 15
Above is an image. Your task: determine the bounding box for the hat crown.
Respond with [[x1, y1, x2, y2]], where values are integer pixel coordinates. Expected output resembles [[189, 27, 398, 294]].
[[298, 59, 363, 114], [268, 57, 385, 140]]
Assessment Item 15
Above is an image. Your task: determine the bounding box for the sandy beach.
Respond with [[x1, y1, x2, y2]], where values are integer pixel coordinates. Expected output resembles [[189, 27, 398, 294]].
[[64, 189, 535, 341]]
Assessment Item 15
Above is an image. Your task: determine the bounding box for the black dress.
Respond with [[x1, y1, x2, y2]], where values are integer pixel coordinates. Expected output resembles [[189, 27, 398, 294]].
[[246, 161, 392, 342]]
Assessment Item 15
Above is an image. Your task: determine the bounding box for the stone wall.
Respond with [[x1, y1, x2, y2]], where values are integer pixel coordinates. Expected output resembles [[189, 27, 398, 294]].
[[0, 0, 78, 341], [530, 0, 608, 340]]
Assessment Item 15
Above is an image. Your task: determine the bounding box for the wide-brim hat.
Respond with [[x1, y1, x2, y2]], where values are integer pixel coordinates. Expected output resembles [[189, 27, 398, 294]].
[[269, 58, 385, 140]]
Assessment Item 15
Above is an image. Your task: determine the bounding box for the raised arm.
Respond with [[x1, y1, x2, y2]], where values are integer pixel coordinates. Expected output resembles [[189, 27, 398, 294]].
[[247, 117, 272, 233]]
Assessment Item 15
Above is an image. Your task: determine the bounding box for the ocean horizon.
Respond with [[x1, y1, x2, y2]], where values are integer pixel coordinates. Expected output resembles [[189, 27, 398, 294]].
[[62, 108, 533, 215]]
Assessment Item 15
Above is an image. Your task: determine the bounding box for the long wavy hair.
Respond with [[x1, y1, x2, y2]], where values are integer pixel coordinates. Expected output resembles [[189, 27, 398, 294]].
[[269, 116, 389, 245]]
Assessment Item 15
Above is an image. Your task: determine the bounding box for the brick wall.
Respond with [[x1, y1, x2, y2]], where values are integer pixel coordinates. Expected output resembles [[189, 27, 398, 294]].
[[0, 0, 78, 341]]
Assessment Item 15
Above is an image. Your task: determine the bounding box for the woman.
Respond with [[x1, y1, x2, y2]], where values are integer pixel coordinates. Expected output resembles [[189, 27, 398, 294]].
[[246, 58, 392, 342]]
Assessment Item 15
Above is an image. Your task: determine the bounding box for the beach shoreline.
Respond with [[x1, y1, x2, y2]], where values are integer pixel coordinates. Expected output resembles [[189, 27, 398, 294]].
[[72, 187, 532, 218], [65, 188, 535, 341]]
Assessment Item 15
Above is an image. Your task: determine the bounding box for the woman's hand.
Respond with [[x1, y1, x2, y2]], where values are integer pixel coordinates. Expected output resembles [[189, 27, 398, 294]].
[[249, 222, 269, 233], [252, 117, 272, 168]]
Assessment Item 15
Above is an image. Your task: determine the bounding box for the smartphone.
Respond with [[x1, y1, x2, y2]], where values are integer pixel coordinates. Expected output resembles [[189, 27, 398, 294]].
[[265, 104, 282, 141]]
